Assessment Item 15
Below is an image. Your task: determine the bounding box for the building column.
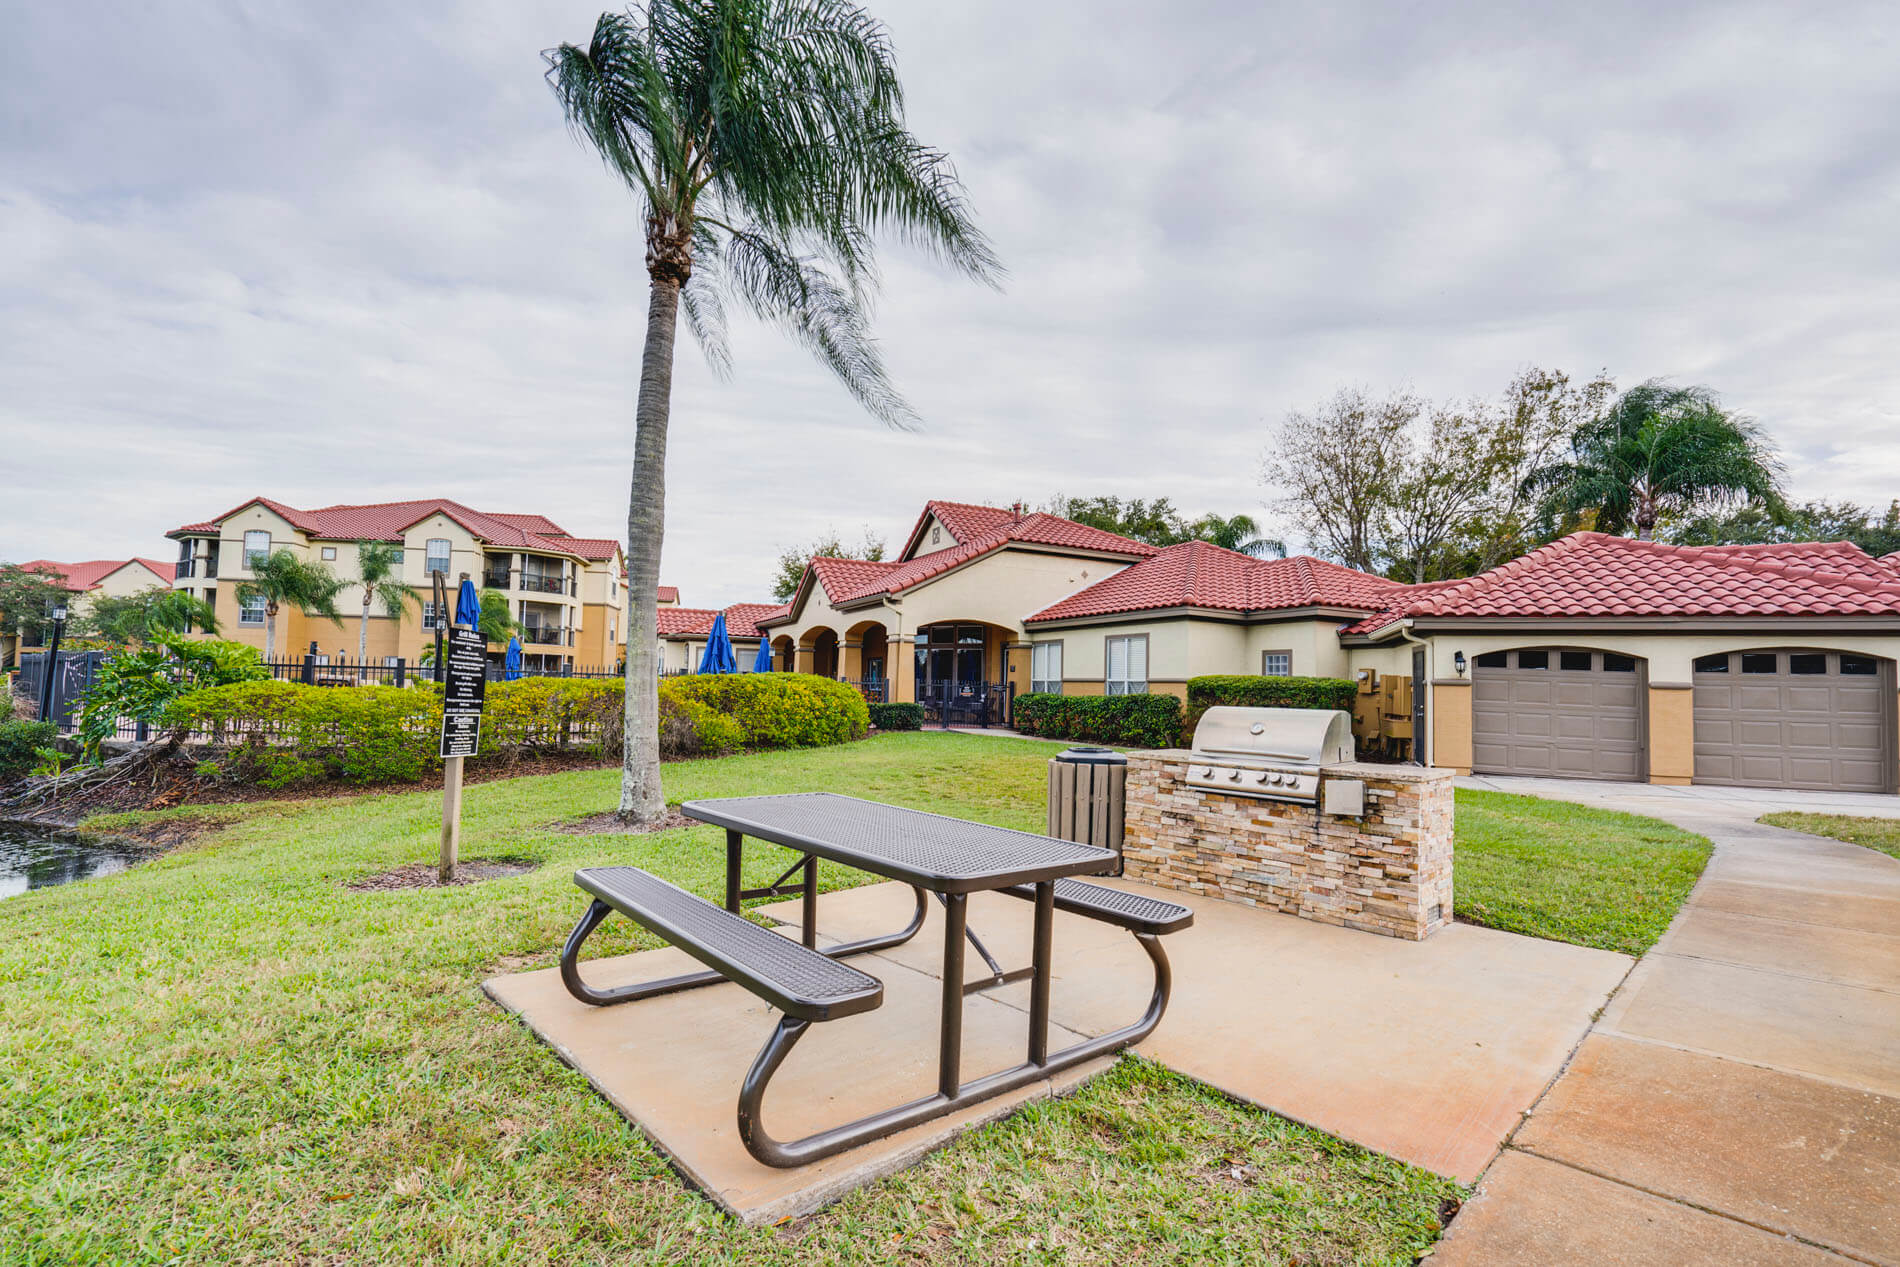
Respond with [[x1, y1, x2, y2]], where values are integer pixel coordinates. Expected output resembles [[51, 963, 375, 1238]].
[[794, 643, 816, 674], [1429, 679, 1473, 775], [838, 640, 863, 682], [1647, 683, 1695, 785], [889, 635, 916, 702]]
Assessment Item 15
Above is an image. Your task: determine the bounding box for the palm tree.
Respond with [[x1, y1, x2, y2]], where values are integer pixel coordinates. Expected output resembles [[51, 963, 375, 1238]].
[[546, 1, 1000, 824], [237, 551, 347, 662], [1184, 513, 1285, 558], [477, 589, 520, 645], [1525, 382, 1785, 541], [353, 541, 420, 666]]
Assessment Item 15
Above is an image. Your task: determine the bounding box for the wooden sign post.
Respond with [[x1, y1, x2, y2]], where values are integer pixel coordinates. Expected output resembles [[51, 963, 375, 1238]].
[[437, 580, 487, 883]]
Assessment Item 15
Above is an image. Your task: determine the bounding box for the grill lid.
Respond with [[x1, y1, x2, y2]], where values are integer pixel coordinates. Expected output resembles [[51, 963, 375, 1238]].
[[1190, 706, 1355, 765]]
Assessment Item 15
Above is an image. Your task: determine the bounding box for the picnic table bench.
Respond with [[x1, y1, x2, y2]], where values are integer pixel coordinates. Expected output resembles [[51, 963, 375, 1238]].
[[559, 792, 1191, 1167]]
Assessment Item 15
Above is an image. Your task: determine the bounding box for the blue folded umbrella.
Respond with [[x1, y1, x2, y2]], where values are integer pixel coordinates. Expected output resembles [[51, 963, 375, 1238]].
[[751, 636, 775, 673], [455, 577, 481, 627], [505, 636, 523, 681], [697, 611, 739, 674]]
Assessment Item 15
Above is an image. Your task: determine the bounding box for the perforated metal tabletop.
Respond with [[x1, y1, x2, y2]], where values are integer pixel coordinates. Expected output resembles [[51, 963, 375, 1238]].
[[680, 792, 1117, 893]]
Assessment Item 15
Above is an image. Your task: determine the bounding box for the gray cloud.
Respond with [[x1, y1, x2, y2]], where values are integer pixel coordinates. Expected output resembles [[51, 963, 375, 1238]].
[[4, 0, 1897, 603]]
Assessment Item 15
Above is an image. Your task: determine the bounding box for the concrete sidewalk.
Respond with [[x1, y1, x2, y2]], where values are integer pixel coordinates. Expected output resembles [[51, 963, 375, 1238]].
[[1436, 783, 1900, 1265]]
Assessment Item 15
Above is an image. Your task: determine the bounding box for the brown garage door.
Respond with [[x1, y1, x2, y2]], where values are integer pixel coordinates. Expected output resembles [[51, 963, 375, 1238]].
[[1692, 650, 1895, 792], [1472, 648, 1645, 781]]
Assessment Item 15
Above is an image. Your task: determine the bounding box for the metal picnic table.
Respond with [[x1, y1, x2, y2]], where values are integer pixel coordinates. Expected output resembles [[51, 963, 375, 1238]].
[[559, 792, 1191, 1167]]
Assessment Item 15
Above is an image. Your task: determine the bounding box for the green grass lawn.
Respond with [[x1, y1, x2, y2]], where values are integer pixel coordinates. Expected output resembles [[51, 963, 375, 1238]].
[[1758, 811, 1900, 861], [1453, 788, 1711, 955], [6, 733, 1459, 1266]]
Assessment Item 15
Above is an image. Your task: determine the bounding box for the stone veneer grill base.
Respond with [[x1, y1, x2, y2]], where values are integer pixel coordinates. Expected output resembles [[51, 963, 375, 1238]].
[[1122, 753, 1454, 941]]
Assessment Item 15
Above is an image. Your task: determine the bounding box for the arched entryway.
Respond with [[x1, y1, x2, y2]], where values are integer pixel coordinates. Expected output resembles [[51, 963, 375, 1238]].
[[799, 627, 839, 678], [844, 619, 889, 699], [771, 634, 795, 673]]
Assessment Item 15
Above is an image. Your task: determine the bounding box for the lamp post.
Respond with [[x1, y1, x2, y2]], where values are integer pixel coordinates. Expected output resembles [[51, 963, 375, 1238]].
[[36, 598, 69, 725]]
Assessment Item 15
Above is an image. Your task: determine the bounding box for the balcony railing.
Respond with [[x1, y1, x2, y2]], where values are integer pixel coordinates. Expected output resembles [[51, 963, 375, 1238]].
[[482, 568, 511, 589], [520, 574, 571, 596], [521, 627, 574, 646]]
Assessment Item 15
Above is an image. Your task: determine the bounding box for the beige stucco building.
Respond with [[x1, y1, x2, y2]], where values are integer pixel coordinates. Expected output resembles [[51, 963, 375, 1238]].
[[3, 557, 176, 664], [767, 500, 1900, 794], [166, 497, 627, 671]]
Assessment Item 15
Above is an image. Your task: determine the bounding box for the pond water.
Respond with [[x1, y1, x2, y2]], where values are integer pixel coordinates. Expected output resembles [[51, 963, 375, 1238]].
[[0, 821, 148, 898]]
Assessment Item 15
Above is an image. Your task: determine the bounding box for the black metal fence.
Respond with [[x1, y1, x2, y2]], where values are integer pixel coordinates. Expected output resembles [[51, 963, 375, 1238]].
[[916, 680, 1014, 728]]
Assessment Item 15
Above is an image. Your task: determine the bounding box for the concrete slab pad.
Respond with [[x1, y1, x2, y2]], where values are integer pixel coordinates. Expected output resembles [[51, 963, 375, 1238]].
[[1662, 906, 1900, 991], [761, 881, 1627, 1183], [1693, 879, 1900, 937], [1513, 1034, 1900, 1263], [1432, 1149, 1850, 1266], [1599, 955, 1900, 1095], [484, 944, 1109, 1225]]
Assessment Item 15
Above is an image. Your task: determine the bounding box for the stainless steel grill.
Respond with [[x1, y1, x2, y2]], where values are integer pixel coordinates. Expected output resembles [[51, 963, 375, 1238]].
[[1183, 706, 1355, 804]]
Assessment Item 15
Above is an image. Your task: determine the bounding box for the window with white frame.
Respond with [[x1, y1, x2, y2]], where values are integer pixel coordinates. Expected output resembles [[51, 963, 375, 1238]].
[[1261, 649, 1292, 677], [243, 530, 270, 568], [421, 601, 444, 630], [239, 594, 266, 625], [425, 538, 452, 575], [1104, 634, 1148, 695], [320, 546, 337, 561], [1030, 641, 1063, 694]]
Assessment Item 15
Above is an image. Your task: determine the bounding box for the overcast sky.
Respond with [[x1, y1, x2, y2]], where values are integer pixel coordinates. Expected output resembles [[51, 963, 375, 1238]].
[[4, 0, 1897, 605]]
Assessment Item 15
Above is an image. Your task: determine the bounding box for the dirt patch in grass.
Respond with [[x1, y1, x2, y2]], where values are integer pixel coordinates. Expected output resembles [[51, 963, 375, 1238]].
[[346, 859, 540, 891], [554, 807, 698, 835]]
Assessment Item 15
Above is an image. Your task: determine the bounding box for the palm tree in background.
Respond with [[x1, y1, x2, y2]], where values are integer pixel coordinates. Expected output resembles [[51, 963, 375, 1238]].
[[1524, 381, 1785, 541], [237, 551, 346, 662], [354, 541, 420, 666], [1184, 513, 1285, 558], [546, 0, 1000, 824]]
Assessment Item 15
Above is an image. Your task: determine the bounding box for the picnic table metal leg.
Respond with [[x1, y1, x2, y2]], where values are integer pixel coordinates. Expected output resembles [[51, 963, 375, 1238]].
[[1028, 880, 1053, 1065], [725, 829, 742, 913], [939, 892, 966, 1098], [735, 916, 1178, 1168], [801, 855, 818, 949]]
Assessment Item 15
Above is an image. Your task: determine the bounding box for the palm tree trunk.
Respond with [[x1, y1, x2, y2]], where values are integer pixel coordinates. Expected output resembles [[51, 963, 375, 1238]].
[[359, 594, 371, 666], [618, 278, 680, 825], [264, 608, 276, 663]]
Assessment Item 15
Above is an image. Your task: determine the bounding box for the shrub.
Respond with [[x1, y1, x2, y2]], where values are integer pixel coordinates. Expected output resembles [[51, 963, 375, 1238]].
[[868, 701, 925, 731], [658, 688, 746, 757], [0, 719, 56, 782], [1185, 674, 1357, 736], [664, 673, 868, 748], [482, 678, 625, 757], [167, 681, 438, 786], [1012, 693, 1183, 749]]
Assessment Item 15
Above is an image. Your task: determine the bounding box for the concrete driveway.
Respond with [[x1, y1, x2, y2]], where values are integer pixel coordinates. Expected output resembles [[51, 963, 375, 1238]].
[[1438, 777, 1900, 1265]]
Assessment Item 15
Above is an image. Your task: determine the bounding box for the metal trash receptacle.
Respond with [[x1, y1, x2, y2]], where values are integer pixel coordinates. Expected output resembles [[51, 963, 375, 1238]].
[[1047, 746, 1128, 874]]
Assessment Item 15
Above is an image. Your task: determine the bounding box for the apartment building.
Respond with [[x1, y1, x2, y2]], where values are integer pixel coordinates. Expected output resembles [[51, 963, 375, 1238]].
[[167, 497, 627, 670]]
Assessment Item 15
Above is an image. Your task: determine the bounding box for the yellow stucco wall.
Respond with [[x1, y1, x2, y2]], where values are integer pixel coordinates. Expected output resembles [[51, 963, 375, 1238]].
[[1647, 686, 1695, 784], [1430, 680, 1473, 774]]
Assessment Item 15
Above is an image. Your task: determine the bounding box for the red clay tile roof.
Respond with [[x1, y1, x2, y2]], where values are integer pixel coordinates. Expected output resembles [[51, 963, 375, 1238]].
[[1344, 532, 1900, 636], [1026, 542, 1400, 623], [17, 558, 173, 591], [831, 511, 1157, 606], [656, 603, 778, 639], [656, 586, 679, 603], [166, 497, 617, 563], [900, 500, 1016, 552]]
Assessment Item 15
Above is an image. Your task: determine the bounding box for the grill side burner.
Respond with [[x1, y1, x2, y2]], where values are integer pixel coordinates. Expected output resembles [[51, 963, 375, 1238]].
[[1184, 706, 1355, 804]]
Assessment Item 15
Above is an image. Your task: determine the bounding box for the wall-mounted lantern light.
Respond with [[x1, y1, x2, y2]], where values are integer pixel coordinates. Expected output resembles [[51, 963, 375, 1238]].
[[1453, 650, 1467, 677]]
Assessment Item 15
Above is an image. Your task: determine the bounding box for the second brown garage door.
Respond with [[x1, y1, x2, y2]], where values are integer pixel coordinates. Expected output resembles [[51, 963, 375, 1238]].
[[1472, 648, 1646, 781], [1692, 650, 1895, 793]]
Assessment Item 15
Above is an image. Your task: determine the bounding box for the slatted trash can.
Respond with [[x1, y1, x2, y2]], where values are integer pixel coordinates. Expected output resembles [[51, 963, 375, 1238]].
[[1047, 746, 1128, 875]]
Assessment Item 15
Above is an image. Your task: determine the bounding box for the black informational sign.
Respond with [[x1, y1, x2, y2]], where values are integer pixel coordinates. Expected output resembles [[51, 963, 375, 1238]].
[[439, 626, 488, 758]]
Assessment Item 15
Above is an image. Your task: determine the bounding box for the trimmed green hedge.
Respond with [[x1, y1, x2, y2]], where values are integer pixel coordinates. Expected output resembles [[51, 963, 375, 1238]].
[[1012, 692, 1183, 749], [663, 674, 868, 748], [868, 701, 926, 731], [1185, 674, 1357, 737], [162, 671, 862, 786]]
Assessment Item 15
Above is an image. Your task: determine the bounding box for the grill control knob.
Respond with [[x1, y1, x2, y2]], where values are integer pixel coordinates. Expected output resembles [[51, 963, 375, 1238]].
[[1227, 768, 1242, 781], [1252, 770, 1269, 784], [1201, 767, 1216, 779]]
